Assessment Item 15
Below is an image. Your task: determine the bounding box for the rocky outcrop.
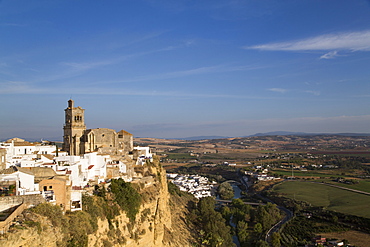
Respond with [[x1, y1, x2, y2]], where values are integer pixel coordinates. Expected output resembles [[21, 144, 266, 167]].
[[88, 164, 174, 247], [0, 161, 196, 247]]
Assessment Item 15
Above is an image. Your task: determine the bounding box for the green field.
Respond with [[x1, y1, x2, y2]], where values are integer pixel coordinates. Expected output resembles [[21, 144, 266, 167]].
[[165, 153, 194, 160], [273, 181, 370, 218], [271, 169, 342, 178], [327, 180, 370, 193]]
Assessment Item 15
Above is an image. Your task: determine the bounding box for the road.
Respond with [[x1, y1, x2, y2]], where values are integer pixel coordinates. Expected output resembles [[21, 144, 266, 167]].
[[265, 204, 293, 244], [216, 199, 265, 206], [252, 193, 294, 244], [316, 181, 370, 196], [236, 169, 294, 245]]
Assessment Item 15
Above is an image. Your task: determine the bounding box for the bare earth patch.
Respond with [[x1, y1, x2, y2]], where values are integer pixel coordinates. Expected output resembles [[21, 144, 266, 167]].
[[319, 230, 370, 247]]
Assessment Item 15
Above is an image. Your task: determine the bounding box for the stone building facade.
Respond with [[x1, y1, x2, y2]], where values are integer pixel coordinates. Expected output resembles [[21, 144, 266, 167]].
[[63, 100, 133, 156], [0, 149, 6, 170]]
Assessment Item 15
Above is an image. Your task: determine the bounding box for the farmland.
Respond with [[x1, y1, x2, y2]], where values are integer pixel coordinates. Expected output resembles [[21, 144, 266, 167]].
[[270, 169, 342, 178], [136, 134, 370, 246], [272, 181, 370, 218]]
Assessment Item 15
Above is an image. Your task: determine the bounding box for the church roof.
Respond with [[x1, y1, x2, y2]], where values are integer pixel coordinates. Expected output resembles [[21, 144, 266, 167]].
[[118, 129, 133, 136]]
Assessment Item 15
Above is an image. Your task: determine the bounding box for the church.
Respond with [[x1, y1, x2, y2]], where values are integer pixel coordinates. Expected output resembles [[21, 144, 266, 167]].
[[62, 100, 133, 156]]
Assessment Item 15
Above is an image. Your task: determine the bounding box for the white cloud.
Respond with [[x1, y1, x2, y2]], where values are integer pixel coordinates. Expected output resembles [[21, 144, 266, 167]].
[[268, 88, 320, 96], [268, 88, 288, 93], [0, 23, 26, 27], [0, 81, 47, 94], [92, 64, 263, 85], [246, 30, 370, 52], [320, 51, 339, 59], [304, 90, 320, 96]]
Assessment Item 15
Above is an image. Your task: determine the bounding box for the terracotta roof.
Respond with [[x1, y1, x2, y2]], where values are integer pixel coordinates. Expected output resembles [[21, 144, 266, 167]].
[[118, 130, 133, 136], [5, 137, 26, 143], [13, 142, 34, 146], [41, 154, 54, 160], [88, 165, 94, 170]]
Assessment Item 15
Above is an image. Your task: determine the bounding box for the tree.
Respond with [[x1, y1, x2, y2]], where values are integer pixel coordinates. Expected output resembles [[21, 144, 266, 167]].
[[218, 182, 234, 200], [254, 223, 263, 234], [255, 240, 269, 247], [255, 203, 281, 231], [197, 197, 234, 247], [271, 232, 281, 247], [221, 206, 232, 221], [237, 220, 249, 244]]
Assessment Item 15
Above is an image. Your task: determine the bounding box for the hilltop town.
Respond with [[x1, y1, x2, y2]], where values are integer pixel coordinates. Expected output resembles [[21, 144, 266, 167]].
[[2, 102, 370, 247], [0, 100, 153, 222]]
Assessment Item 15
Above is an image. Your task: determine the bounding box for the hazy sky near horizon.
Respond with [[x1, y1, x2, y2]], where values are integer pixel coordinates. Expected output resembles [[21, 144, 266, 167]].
[[1, 0, 370, 140]]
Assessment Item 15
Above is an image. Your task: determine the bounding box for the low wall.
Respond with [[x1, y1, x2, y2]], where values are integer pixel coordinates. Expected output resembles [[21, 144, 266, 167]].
[[20, 194, 46, 208], [0, 194, 46, 234], [0, 196, 23, 212], [0, 203, 27, 234], [0, 194, 45, 211]]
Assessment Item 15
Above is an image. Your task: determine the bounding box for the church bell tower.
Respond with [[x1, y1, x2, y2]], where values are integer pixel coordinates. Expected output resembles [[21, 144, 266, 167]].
[[63, 99, 86, 155]]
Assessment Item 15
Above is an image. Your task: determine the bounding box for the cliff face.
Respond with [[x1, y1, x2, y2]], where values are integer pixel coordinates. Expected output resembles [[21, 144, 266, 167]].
[[0, 163, 197, 247], [0, 212, 64, 247], [88, 165, 174, 247]]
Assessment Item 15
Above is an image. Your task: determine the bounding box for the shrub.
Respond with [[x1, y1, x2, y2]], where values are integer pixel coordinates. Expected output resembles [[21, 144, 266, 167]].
[[110, 178, 142, 221]]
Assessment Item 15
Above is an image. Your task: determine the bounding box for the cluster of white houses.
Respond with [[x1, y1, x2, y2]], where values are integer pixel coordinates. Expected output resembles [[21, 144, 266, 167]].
[[167, 173, 216, 199], [0, 100, 153, 212], [244, 170, 279, 182]]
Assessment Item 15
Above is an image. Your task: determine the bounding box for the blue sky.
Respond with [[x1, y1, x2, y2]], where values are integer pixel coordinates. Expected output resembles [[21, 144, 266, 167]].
[[1, 0, 370, 140]]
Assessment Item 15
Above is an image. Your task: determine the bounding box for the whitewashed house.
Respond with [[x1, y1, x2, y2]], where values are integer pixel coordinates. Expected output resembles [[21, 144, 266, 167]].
[[55, 152, 109, 186], [0, 139, 58, 168], [134, 147, 153, 165], [0, 166, 38, 195]]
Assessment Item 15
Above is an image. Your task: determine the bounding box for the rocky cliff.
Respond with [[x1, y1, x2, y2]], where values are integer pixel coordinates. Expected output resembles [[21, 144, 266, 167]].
[[0, 160, 197, 247]]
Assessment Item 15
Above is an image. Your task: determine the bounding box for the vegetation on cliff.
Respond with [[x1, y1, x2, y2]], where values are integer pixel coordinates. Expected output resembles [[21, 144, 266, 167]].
[[30, 203, 96, 246], [7, 178, 143, 247], [110, 178, 142, 221]]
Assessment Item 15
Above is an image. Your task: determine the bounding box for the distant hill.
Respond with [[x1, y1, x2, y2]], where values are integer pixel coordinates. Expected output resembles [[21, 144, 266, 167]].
[[0, 137, 63, 143], [247, 131, 370, 137], [248, 131, 308, 137], [148, 132, 370, 141], [4, 132, 370, 143], [175, 136, 230, 141]]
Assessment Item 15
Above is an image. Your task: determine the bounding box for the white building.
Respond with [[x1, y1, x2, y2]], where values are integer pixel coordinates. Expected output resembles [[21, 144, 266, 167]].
[[169, 174, 215, 199], [55, 152, 109, 187], [0, 139, 58, 168], [134, 146, 153, 165], [0, 166, 38, 195]]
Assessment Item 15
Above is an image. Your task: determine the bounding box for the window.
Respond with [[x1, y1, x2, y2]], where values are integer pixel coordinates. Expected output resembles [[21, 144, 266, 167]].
[[49, 186, 52, 189]]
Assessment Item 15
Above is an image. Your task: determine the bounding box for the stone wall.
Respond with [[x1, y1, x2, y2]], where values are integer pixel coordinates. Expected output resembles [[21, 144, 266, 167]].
[[0, 194, 45, 211], [0, 149, 6, 170]]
